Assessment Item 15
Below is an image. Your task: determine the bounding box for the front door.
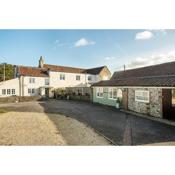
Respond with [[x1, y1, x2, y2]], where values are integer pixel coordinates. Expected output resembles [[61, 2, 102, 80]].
[[122, 89, 128, 110], [162, 89, 175, 119], [45, 88, 49, 97]]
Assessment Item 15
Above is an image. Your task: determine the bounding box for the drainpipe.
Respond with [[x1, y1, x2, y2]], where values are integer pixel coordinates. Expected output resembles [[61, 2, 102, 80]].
[[85, 73, 87, 85], [19, 76, 21, 96], [22, 76, 24, 96], [19, 76, 22, 96]]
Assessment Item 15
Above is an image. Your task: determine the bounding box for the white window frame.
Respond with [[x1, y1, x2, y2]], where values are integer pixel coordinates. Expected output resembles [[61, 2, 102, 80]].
[[135, 90, 149, 103], [88, 76, 92, 81], [60, 74, 65, 80], [32, 88, 35, 94], [108, 88, 117, 100], [76, 75, 81, 81], [28, 88, 35, 94], [45, 78, 50, 85], [113, 88, 117, 99], [96, 87, 103, 98], [29, 77, 35, 83], [11, 89, 15, 95], [28, 88, 31, 94], [2, 89, 6, 95], [108, 87, 113, 99], [7, 89, 11, 95]]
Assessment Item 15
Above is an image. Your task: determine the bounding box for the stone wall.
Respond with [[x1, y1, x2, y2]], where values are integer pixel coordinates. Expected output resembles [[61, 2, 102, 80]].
[[128, 88, 162, 118]]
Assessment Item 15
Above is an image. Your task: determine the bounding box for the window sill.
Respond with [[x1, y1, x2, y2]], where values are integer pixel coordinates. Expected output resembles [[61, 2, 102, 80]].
[[96, 96, 103, 98], [108, 98, 117, 100]]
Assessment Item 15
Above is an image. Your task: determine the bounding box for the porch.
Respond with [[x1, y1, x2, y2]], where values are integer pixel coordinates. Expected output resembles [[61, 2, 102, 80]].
[[39, 86, 54, 98]]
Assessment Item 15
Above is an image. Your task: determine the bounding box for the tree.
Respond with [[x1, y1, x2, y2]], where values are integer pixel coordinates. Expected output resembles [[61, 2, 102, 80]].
[[0, 64, 14, 82]]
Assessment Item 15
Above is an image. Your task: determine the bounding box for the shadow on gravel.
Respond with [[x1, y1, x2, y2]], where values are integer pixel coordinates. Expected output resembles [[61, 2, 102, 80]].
[[38, 100, 175, 146], [1, 99, 175, 145]]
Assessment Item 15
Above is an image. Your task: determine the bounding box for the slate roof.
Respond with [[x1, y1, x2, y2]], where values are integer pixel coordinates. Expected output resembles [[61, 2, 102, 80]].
[[111, 61, 175, 80], [93, 61, 175, 87], [86, 66, 106, 75]]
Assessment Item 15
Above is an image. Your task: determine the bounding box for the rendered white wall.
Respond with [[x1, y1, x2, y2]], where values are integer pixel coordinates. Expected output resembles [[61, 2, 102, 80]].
[[22, 76, 48, 96], [49, 71, 97, 88], [85, 74, 99, 84], [0, 70, 110, 97], [0, 78, 20, 97]]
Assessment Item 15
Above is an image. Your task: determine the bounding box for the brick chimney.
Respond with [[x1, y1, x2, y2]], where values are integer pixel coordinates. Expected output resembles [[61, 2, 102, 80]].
[[39, 56, 44, 68]]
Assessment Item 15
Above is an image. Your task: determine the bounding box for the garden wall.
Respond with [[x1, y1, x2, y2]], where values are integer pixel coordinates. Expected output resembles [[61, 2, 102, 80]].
[[0, 96, 43, 103]]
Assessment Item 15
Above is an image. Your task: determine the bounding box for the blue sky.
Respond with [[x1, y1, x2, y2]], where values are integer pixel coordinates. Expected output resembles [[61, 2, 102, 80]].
[[0, 29, 175, 72]]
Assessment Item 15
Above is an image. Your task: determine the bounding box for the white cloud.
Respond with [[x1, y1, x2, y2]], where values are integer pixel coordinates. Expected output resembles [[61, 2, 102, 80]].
[[105, 56, 116, 61], [160, 29, 167, 35], [157, 29, 167, 35], [126, 51, 175, 69], [54, 40, 65, 47], [150, 29, 167, 35], [53, 40, 66, 50], [135, 31, 154, 40], [74, 38, 95, 47]]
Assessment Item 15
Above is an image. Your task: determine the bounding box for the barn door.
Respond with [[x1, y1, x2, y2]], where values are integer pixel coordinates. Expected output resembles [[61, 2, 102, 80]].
[[162, 89, 173, 119], [122, 89, 128, 110]]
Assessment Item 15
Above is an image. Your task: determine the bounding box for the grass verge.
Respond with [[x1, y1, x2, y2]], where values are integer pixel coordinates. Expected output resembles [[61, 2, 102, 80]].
[[0, 109, 8, 114]]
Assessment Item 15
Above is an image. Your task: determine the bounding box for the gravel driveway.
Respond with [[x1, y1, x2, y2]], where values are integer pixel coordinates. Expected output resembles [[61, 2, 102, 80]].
[[1, 100, 175, 145], [0, 111, 110, 146], [0, 112, 66, 145]]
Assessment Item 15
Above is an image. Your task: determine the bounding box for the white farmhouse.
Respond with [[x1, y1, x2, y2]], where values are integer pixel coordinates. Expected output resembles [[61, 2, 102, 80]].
[[0, 56, 111, 97]]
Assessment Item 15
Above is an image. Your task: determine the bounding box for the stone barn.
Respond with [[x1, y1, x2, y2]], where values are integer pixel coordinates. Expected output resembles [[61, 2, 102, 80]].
[[92, 61, 175, 119]]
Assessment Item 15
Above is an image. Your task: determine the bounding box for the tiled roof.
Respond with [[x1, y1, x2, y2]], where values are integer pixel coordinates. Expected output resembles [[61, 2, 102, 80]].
[[43, 64, 86, 74], [93, 61, 175, 87], [43, 64, 105, 75], [18, 66, 49, 77], [17, 64, 107, 77]]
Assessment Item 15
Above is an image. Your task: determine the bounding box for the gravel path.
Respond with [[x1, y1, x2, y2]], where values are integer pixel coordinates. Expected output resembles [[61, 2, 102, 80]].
[[48, 114, 111, 145], [0, 111, 111, 146]]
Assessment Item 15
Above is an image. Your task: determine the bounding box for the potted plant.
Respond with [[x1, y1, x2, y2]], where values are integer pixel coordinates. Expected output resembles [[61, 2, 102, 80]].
[[116, 97, 122, 109]]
